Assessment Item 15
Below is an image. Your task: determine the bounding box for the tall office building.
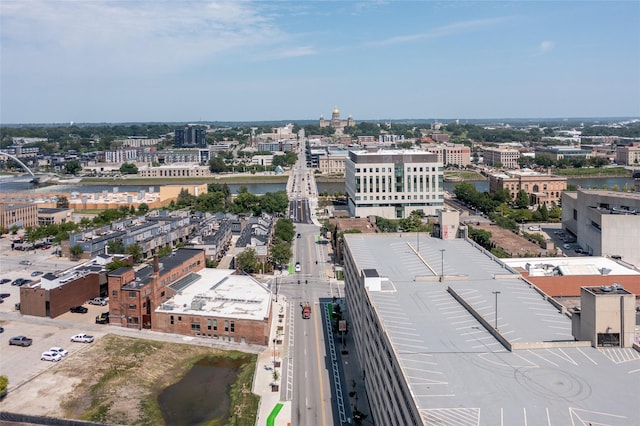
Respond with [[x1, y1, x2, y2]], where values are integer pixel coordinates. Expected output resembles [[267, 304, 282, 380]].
[[174, 125, 207, 148], [345, 149, 444, 219]]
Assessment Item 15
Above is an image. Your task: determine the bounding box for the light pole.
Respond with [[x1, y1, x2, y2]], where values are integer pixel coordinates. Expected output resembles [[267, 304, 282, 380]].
[[275, 276, 278, 302], [272, 338, 277, 368], [440, 249, 445, 281], [492, 291, 501, 330]]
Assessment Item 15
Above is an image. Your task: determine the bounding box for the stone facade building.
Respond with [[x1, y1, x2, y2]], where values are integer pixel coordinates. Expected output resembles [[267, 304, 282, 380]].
[[488, 169, 567, 205]]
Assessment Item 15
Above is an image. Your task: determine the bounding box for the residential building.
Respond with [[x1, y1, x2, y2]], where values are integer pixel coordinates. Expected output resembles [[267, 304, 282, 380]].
[[345, 149, 444, 219], [482, 146, 520, 168], [615, 144, 640, 166], [174, 125, 207, 148], [104, 149, 138, 163], [118, 137, 163, 148], [561, 189, 640, 266], [235, 213, 274, 263], [0, 202, 38, 230], [489, 169, 567, 205], [341, 232, 638, 425], [424, 143, 471, 167]]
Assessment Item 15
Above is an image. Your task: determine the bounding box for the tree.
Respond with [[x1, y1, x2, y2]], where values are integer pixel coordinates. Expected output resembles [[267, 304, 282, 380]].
[[138, 203, 149, 214], [119, 162, 138, 174], [515, 190, 530, 209], [70, 244, 84, 260], [273, 218, 295, 243], [106, 258, 128, 271], [157, 245, 173, 258], [126, 243, 144, 263], [209, 157, 228, 173], [107, 239, 125, 254], [270, 242, 292, 267], [235, 248, 257, 273], [64, 161, 82, 175], [56, 196, 69, 209]]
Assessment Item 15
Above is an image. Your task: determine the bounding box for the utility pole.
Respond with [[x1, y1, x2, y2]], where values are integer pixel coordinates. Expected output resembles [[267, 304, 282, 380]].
[[492, 291, 501, 330], [440, 249, 445, 281]]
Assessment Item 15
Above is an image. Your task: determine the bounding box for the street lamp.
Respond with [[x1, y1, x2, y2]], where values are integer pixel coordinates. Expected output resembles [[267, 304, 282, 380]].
[[492, 291, 501, 330], [440, 249, 445, 281], [272, 338, 277, 368]]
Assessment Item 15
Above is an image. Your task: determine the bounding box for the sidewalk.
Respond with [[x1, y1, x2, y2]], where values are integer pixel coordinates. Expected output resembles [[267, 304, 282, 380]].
[[253, 296, 291, 426]]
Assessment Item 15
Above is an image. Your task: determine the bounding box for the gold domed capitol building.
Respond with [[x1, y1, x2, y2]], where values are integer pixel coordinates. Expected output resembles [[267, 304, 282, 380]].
[[319, 107, 355, 134]]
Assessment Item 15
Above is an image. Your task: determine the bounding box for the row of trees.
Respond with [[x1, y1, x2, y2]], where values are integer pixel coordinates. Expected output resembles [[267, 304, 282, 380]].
[[518, 155, 609, 169], [170, 186, 289, 216]]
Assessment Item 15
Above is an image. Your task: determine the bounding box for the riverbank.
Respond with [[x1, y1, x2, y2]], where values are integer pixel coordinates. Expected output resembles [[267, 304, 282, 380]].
[[553, 166, 632, 178], [80, 173, 288, 186]]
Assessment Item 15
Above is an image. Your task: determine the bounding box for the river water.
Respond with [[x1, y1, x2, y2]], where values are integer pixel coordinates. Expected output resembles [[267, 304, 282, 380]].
[[0, 176, 636, 197]]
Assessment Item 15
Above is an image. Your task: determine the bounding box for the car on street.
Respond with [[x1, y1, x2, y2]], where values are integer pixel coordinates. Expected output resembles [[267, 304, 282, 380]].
[[528, 225, 541, 231], [49, 347, 68, 357], [71, 333, 94, 343], [563, 244, 571, 249], [0, 278, 11, 284], [88, 297, 107, 306], [31, 271, 43, 277], [9, 336, 33, 346], [295, 262, 301, 272], [41, 351, 62, 362], [0, 293, 10, 299], [19, 260, 32, 266], [70, 306, 88, 314]]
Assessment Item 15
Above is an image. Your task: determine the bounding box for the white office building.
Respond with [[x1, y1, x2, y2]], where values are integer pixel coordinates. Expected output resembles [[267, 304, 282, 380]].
[[345, 149, 444, 219]]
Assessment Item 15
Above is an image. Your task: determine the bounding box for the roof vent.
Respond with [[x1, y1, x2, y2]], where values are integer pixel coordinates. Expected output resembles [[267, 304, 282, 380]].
[[599, 285, 612, 292]]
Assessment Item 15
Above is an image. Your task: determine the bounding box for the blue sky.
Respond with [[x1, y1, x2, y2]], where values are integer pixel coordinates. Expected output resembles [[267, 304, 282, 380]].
[[1, 1, 639, 124]]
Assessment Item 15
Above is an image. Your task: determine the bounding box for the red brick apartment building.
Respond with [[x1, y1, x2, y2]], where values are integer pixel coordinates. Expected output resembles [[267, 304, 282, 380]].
[[108, 248, 272, 345]]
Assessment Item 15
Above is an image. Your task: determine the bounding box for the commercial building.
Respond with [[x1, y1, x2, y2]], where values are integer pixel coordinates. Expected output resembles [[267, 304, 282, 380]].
[[317, 150, 348, 175], [174, 125, 207, 148], [489, 169, 567, 205], [345, 149, 444, 219], [424, 143, 471, 167], [535, 146, 592, 162], [482, 146, 520, 168], [561, 189, 640, 266], [0, 202, 38, 230], [138, 163, 212, 178], [342, 232, 639, 425], [37, 208, 73, 225]]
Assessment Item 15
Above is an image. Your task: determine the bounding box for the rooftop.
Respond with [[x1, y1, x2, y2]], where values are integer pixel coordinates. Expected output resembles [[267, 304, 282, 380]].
[[344, 233, 640, 425], [156, 268, 270, 321]]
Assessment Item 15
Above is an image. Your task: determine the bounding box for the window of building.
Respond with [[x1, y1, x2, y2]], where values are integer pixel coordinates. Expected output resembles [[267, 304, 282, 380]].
[[230, 321, 235, 332], [207, 319, 212, 330], [112, 290, 118, 297], [170, 315, 174, 325], [213, 319, 217, 331], [224, 320, 229, 332], [129, 291, 136, 298], [191, 322, 201, 331], [178, 316, 182, 322]]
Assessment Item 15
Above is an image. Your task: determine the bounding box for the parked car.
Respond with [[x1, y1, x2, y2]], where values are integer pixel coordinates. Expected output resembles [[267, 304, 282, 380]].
[[9, 336, 33, 346], [528, 225, 541, 231], [0, 278, 11, 284], [563, 244, 571, 250], [31, 271, 43, 277], [71, 333, 94, 343], [0, 326, 4, 333], [41, 351, 62, 362], [19, 260, 32, 266], [88, 297, 107, 306], [11, 278, 25, 286], [0, 293, 9, 299], [41, 244, 52, 250], [49, 347, 68, 357], [95, 312, 109, 324], [70, 306, 88, 314]]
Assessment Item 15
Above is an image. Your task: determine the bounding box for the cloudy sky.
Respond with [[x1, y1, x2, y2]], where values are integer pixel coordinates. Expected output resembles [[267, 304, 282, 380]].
[[1, 1, 639, 123]]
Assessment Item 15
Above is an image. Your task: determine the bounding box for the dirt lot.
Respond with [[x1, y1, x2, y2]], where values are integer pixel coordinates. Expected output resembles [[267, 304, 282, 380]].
[[471, 222, 554, 257], [0, 334, 257, 425]]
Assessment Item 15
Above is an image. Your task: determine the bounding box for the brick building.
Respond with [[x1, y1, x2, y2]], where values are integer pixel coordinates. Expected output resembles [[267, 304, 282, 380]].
[[488, 169, 567, 205], [0, 202, 38, 230], [108, 248, 206, 330]]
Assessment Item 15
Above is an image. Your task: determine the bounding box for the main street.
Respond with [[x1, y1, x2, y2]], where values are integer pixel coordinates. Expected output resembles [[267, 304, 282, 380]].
[[276, 133, 352, 425]]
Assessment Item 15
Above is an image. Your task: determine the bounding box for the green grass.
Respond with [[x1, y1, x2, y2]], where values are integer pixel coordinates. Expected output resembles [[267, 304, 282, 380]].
[[553, 167, 631, 177], [81, 174, 288, 185], [444, 170, 485, 180]]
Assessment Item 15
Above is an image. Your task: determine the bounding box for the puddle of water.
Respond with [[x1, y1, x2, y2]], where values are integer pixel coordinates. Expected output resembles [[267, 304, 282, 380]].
[[158, 355, 250, 426]]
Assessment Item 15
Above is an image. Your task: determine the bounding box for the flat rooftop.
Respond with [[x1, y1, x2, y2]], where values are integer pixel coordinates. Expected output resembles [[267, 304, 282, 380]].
[[502, 256, 640, 277], [344, 233, 640, 425], [156, 268, 270, 321]]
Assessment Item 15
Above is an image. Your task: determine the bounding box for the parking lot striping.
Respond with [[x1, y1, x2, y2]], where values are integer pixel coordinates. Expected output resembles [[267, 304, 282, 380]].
[[601, 348, 640, 364], [394, 343, 432, 351], [535, 313, 563, 318], [460, 329, 485, 335], [403, 367, 444, 375], [628, 368, 640, 374], [576, 348, 598, 365], [392, 337, 427, 344], [386, 329, 421, 337], [406, 375, 448, 385], [526, 350, 559, 367], [434, 301, 458, 307], [451, 319, 476, 325], [547, 348, 578, 366]]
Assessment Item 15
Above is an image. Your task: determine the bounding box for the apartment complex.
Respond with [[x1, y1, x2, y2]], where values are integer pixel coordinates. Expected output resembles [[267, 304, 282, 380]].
[[345, 149, 444, 219], [615, 144, 640, 165], [561, 189, 640, 266], [174, 125, 207, 148], [0, 202, 38, 230], [482, 146, 520, 168], [489, 169, 567, 205], [342, 232, 638, 425], [423, 143, 471, 167]]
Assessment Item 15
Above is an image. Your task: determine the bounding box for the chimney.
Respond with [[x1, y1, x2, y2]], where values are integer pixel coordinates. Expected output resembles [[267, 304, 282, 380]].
[[153, 255, 159, 273]]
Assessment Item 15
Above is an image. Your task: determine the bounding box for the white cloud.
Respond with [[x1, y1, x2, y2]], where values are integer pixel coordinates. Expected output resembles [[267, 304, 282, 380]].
[[536, 40, 555, 55], [368, 17, 511, 47]]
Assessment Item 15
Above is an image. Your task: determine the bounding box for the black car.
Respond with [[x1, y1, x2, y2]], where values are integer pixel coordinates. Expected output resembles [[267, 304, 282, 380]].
[[95, 312, 109, 324], [0, 293, 10, 299], [70, 306, 88, 314], [0, 279, 10, 285], [11, 278, 25, 286]]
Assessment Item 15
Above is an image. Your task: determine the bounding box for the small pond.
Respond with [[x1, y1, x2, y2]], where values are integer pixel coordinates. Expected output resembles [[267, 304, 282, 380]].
[[158, 355, 251, 426]]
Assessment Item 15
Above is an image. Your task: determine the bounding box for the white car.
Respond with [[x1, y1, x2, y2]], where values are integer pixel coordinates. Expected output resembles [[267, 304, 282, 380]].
[[71, 333, 94, 343], [295, 262, 301, 273], [563, 244, 571, 250], [49, 346, 68, 357], [41, 351, 62, 362], [88, 297, 107, 306], [528, 225, 541, 231]]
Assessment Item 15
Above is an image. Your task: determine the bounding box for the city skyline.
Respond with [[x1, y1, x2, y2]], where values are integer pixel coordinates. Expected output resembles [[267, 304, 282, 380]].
[[1, 1, 639, 124]]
